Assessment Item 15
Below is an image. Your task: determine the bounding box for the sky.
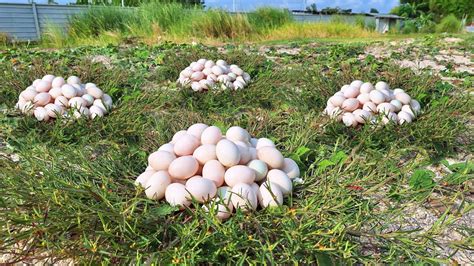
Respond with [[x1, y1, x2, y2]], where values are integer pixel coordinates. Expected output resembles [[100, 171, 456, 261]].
[[0, 0, 399, 14]]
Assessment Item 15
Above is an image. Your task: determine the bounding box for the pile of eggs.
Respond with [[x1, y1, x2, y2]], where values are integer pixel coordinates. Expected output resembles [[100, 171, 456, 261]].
[[323, 80, 422, 127], [177, 59, 251, 92], [15, 75, 113, 121], [135, 124, 300, 220]]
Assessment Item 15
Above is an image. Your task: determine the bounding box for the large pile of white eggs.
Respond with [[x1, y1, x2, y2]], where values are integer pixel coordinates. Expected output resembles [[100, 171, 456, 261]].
[[135, 124, 300, 220], [177, 59, 251, 92], [323, 80, 422, 127], [15, 75, 113, 121]]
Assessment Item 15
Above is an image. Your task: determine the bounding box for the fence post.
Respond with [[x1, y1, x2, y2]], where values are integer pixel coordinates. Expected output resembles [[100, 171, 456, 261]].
[[31, 2, 41, 40]]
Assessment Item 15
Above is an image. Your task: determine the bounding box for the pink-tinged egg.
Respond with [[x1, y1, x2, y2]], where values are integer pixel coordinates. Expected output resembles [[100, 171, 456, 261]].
[[42, 74, 55, 82], [193, 144, 217, 165], [69, 97, 86, 109], [202, 68, 213, 77], [248, 147, 257, 160], [135, 170, 155, 187], [217, 75, 230, 84], [72, 84, 85, 97], [250, 138, 258, 147], [247, 159, 268, 181], [282, 158, 300, 179], [324, 105, 335, 116], [168, 156, 199, 180], [363, 102, 377, 113], [204, 60, 215, 69], [329, 95, 346, 107], [191, 82, 202, 92], [202, 160, 225, 187], [378, 89, 392, 100], [73, 106, 90, 119], [233, 80, 245, 90], [340, 84, 350, 91], [382, 112, 398, 124], [398, 111, 413, 124], [19, 101, 35, 115], [250, 183, 259, 195], [148, 150, 176, 171], [360, 82, 374, 93], [174, 133, 200, 156], [35, 80, 51, 93], [375, 81, 389, 91], [258, 182, 283, 208], [86, 86, 104, 99], [165, 183, 191, 208], [216, 59, 228, 67], [203, 199, 233, 220], [180, 69, 193, 78], [191, 63, 204, 72], [267, 169, 292, 195], [82, 94, 95, 107], [61, 84, 77, 99], [145, 171, 171, 200], [90, 105, 104, 119], [342, 112, 358, 127], [256, 138, 275, 150], [44, 103, 63, 118], [242, 72, 251, 83], [356, 93, 371, 105], [32, 79, 42, 87], [369, 90, 385, 104], [393, 88, 405, 94], [187, 123, 208, 139], [201, 126, 222, 145], [49, 87, 62, 99], [390, 99, 402, 112], [224, 165, 256, 187], [231, 67, 244, 76], [207, 74, 218, 82], [93, 99, 111, 113], [377, 103, 395, 114], [186, 176, 217, 203], [51, 77, 65, 88], [34, 107, 50, 121], [226, 126, 250, 142], [54, 96, 69, 107], [395, 92, 411, 104], [257, 146, 284, 169], [20, 88, 38, 101], [171, 130, 187, 144], [234, 141, 251, 164], [401, 105, 415, 118], [191, 71, 204, 81], [341, 98, 359, 112], [227, 73, 237, 82], [67, 76, 81, 85], [353, 109, 372, 124], [216, 139, 241, 167], [328, 107, 343, 121], [350, 80, 363, 89], [211, 65, 224, 76], [158, 143, 175, 154], [342, 85, 360, 98], [33, 92, 51, 106], [230, 183, 257, 212]]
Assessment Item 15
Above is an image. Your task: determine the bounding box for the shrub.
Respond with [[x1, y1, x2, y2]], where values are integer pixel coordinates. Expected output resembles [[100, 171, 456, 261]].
[[354, 15, 366, 29], [435, 14, 462, 33], [192, 9, 253, 39], [401, 20, 418, 34], [0, 32, 9, 45], [248, 7, 293, 32]]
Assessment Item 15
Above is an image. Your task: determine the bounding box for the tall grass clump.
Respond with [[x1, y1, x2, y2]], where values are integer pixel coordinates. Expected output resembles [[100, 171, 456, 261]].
[[248, 7, 293, 32], [354, 15, 366, 29], [134, 1, 192, 36], [192, 9, 253, 39], [435, 14, 462, 33]]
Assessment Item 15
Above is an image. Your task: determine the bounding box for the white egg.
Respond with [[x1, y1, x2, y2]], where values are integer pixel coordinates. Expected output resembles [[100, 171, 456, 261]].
[[256, 138, 275, 149], [187, 123, 209, 139], [353, 109, 373, 124], [67, 76, 81, 85], [360, 82, 374, 93], [410, 99, 421, 114], [145, 171, 171, 200], [398, 111, 413, 124], [281, 158, 300, 179], [342, 98, 360, 112], [69, 97, 86, 109], [230, 183, 257, 212], [395, 92, 411, 105], [266, 169, 292, 196], [356, 93, 371, 105], [203, 199, 233, 220], [49, 87, 62, 99], [34, 107, 50, 121], [401, 105, 416, 119], [342, 112, 358, 127], [44, 103, 63, 118], [204, 60, 215, 69], [165, 183, 191, 209], [61, 84, 77, 99], [369, 90, 385, 104], [82, 94, 95, 106], [135, 170, 155, 187], [185, 176, 217, 203], [382, 112, 398, 124], [377, 103, 395, 115], [191, 63, 204, 72], [393, 88, 405, 95], [258, 182, 283, 208], [20, 88, 38, 101], [52, 77, 65, 88], [86, 86, 104, 99], [362, 102, 377, 113], [54, 96, 69, 108], [247, 159, 268, 182], [148, 150, 176, 171], [390, 99, 403, 112], [89, 105, 104, 119], [350, 80, 363, 89], [33, 92, 52, 106], [226, 126, 250, 142], [375, 81, 389, 91], [225, 165, 256, 187], [201, 126, 222, 145], [158, 143, 175, 153], [191, 82, 203, 92], [329, 95, 346, 107]]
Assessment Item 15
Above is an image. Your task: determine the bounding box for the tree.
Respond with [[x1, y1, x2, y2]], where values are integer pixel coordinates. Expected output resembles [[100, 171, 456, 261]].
[[306, 3, 317, 14], [369, 8, 379, 13]]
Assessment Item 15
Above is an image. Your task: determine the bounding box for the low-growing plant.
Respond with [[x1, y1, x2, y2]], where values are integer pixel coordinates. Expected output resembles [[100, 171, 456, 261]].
[[435, 14, 462, 33]]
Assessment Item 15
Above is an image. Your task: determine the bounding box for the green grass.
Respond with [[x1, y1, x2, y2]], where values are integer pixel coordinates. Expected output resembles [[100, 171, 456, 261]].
[[0, 36, 472, 264]]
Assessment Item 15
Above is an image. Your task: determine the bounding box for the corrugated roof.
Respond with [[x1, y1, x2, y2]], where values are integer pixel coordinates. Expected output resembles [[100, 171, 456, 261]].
[[366, 13, 404, 19]]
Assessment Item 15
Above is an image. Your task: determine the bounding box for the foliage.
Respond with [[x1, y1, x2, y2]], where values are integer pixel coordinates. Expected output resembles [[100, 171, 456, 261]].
[[354, 15, 366, 29], [392, 0, 473, 21], [75, 0, 204, 7], [247, 7, 293, 33], [369, 8, 379, 13], [435, 14, 462, 33], [306, 3, 317, 14]]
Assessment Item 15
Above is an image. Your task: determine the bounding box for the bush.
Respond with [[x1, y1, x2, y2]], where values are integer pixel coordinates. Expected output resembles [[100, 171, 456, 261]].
[[354, 15, 366, 29], [401, 20, 418, 34], [192, 9, 253, 39], [248, 7, 293, 32], [68, 7, 135, 37], [435, 14, 462, 33]]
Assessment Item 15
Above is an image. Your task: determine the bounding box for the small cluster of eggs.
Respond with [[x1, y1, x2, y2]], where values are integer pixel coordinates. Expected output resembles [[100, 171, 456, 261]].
[[135, 124, 300, 220], [177, 59, 251, 92], [15, 75, 113, 121], [323, 80, 422, 127]]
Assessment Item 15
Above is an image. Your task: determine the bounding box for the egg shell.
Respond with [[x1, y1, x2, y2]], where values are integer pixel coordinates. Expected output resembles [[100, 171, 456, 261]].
[[33, 92, 52, 106], [20, 101, 35, 115], [82, 94, 95, 107], [217, 186, 232, 202], [267, 169, 292, 196], [216, 139, 241, 167], [342, 85, 360, 98], [340, 85, 350, 92], [207, 74, 218, 82], [328, 107, 343, 120], [257, 147, 284, 169], [256, 138, 275, 150], [158, 143, 175, 154], [353, 109, 372, 124], [226, 126, 250, 142], [35, 80, 51, 93], [193, 144, 217, 165], [350, 80, 363, 89], [410, 100, 421, 114], [216, 59, 227, 66], [233, 80, 245, 90], [281, 158, 300, 179], [165, 183, 191, 208], [329, 95, 346, 107], [382, 112, 398, 124], [20, 88, 38, 101], [224, 165, 256, 187], [230, 183, 257, 212], [369, 90, 385, 104], [148, 150, 176, 171], [258, 182, 283, 208], [377, 103, 395, 114], [242, 72, 251, 83], [44, 103, 63, 118], [67, 76, 81, 85], [398, 111, 413, 124], [171, 130, 188, 144], [33, 107, 50, 121], [180, 69, 193, 78], [190, 71, 204, 81], [375, 81, 389, 91], [54, 96, 69, 107], [394, 92, 411, 105], [69, 97, 86, 109], [250, 182, 259, 195], [191, 82, 202, 92], [201, 126, 222, 145], [360, 82, 374, 93], [341, 98, 359, 112], [51, 77, 65, 88], [135, 170, 155, 187], [231, 67, 244, 76], [248, 147, 257, 161], [49, 87, 62, 99], [234, 141, 251, 164], [187, 123, 208, 139], [73, 106, 90, 119], [393, 88, 405, 95], [86, 86, 104, 99], [204, 60, 215, 69], [185, 176, 217, 203], [144, 171, 171, 200], [227, 72, 237, 81], [174, 133, 200, 156], [32, 79, 42, 87], [89, 105, 104, 119], [202, 160, 225, 187], [168, 156, 199, 180], [249, 138, 258, 147], [390, 99, 402, 112], [203, 199, 233, 220], [363, 102, 377, 113], [247, 159, 268, 182], [342, 112, 358, 127], [61, 84, 77, 99], [356, 93, 371, 105], [202, 68, 213, 77], [191, 63, 204, 72], [42, 74, 55, 82]]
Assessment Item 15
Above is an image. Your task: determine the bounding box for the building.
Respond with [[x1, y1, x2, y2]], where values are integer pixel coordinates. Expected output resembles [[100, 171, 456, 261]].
[[369, 13, 404, 33]]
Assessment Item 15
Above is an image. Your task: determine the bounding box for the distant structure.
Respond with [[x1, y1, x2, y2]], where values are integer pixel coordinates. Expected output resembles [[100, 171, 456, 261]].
[[369, 13, 404, 33]]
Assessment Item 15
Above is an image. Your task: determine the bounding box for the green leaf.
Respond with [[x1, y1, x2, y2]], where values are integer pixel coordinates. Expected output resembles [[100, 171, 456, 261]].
[[295, 146, 311, 158], [317, 159, 335, 172], [330, 151, 348, 165], [409, 169, 436, 190], [443, 173, 473, 185]]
